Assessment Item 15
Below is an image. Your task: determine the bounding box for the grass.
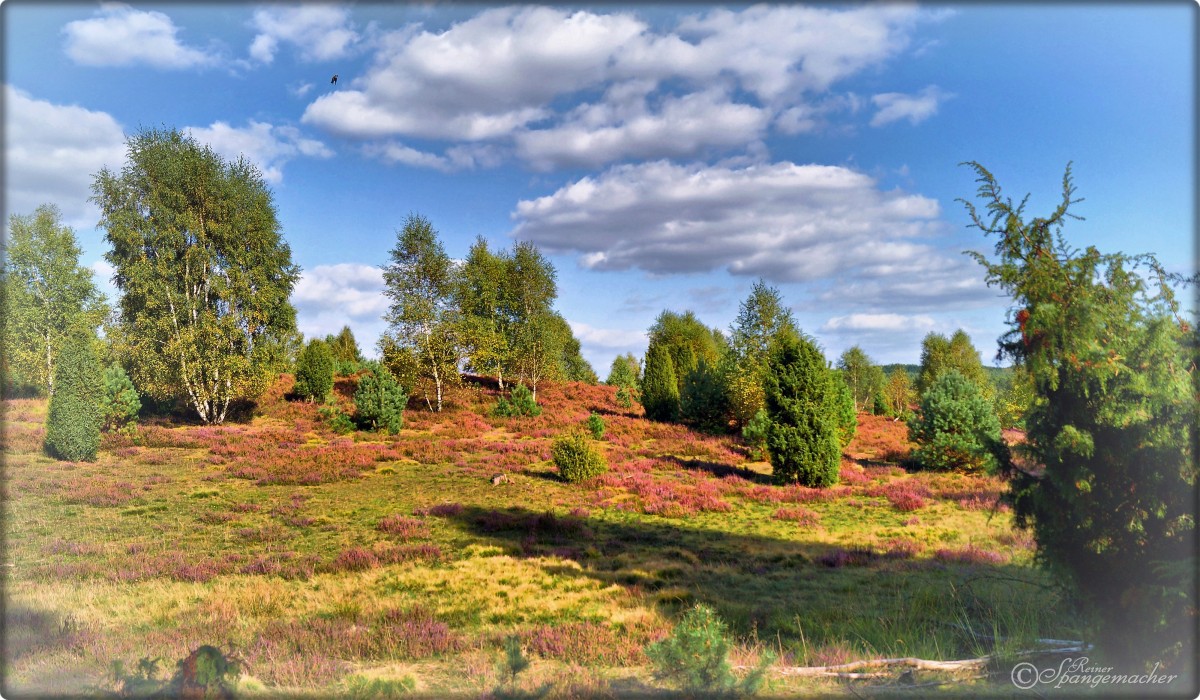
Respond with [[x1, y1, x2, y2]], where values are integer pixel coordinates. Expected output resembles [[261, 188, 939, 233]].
[[2, 375, 1090, 697]]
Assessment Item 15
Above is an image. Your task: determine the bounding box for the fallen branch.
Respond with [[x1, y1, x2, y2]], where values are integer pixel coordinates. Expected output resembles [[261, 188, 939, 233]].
[[734, 644, 1090, 678]]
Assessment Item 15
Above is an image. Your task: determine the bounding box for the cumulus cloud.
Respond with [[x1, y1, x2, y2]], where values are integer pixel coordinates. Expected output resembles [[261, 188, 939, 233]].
[[62, 4, 218, 69], [511, 160, 944, 283], [184, 121, 333, 183], [364, 141, 502, 173], [249, 5, 360, 64], [302, 5, 935, 168], [568, 321, 647, 350], [870, 85, 951, 127], [4, 85, 127, 224], [291, 263, 390, 353], [822, 313, 937, 333]]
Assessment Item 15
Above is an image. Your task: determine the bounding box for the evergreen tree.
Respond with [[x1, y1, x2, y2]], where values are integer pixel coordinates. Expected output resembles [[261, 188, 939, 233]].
[[44, 334, 102, 461], [762, 334, 840, 487], [727, 280, 800, 425], [354, 361, 407, 434], [381, 214, 460, 412], [908, 369, 1001, 471], [3, 205, 108, 396], [680, 358, 730, 432], [830, 371, 857, 448], [642, 342, 680, 422], [93, 128, 299, 424], [99, 363, 141, 434], [961, 161, 1196, 670], [294, 339, 334, 402]]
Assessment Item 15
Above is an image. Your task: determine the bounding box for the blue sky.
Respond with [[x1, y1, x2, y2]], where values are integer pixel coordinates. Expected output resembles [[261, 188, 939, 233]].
[[3, 2, 1194, 374]]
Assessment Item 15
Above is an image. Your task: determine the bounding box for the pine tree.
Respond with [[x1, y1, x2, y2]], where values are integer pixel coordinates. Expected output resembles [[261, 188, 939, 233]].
[[642, 342, 680, 422], [354, 362, 407, 434], [908, 369, 1001, 471], [44, 334, 102, 461], [762, 334, 840, 487], [99, 363, 141, 433], [830, 371, 857, 448]]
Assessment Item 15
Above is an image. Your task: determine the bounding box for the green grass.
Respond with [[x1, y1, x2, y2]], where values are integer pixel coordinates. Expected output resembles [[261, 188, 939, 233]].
[[2, 378, 1084, 697]]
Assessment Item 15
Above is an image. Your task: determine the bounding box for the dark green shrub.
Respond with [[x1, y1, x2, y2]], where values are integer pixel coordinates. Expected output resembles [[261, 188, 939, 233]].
[[645, 604, 771, 698], [908, 369, 1001, 471], [741, 409, 770, 461], [681, 358, 731, 432], [354, 362, 407, 434], [551, 431, 608, 483], [492, 383, 541, 417], [111, 645, 240, 699], [318, 402, 355, 434], [294, 339, 334, 402], [762, 334, 840, 487], [642, 342, 679, 422], [586, 412, 605, 440], [44, 335, 102, 461], [615, 385, 634, 409], [100, 363, 141, 434]]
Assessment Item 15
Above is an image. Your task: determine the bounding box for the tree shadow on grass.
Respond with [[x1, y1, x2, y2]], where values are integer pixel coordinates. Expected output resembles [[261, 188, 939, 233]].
[[660, 455, 772, 484], [436, 504, 1069, 660]]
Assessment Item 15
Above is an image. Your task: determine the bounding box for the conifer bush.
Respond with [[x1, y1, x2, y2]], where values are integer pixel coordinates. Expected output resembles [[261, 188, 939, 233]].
[[44, 335, 102, 461], [830, 372, 857, 447], [492, 383, 541, 417], [615, 385, 634, 409], [741, 409, 770, 461], [645, 604, 770, 698], [294, 339, 334, 402], [586, 412, 606, 440], [762, 334, 840, 487], [680, 359, 731, 432], [907, 369, 1001, 472], [99, 363, 141, 434], [354, 362, 407, 434], [642, 343, 680, 422], [552, 431, 607, 483]]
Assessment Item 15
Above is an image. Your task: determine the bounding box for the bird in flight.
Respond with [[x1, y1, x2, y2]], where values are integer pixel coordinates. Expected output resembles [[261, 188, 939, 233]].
[[331, 74, 339, 85]]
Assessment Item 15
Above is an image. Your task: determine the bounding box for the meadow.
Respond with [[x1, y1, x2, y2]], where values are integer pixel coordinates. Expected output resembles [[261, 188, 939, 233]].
[[3, 374, 1078, 697]]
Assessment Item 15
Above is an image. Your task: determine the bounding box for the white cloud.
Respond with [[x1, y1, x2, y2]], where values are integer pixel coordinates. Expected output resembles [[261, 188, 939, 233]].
[[364, 141, 502, 173], [870, 85, 951, 127], [567, 321, 647, 349], [302, 5, 935, 168], [4, 85, 127, 225], [249, 5, 360, 64], [292, 263, 390, 355], [822, 313, 937, 333], [184, 121, 333, 184], [511, 160, 944, 283], [62, 4, 218, 69]]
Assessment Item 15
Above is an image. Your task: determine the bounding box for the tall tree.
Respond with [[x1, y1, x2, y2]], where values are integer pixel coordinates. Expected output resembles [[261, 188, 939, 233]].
[[883, 367, 913, 420], [642, 342, 680, 422], [381, 213, 459, 412], [648, 310, 725, 395], [455, 237, 509, 385], [324, 326, 362, 366], [2, 205, 108, 396], [916, 330, 990, 399], [914, 332, 951, 396], [43, 333, 103, 461], [93, 128, 299, 424], [961, 162, 1196, 671], [499, 242, 559, 398], [727, 280, 799, 425], [605, 353, 641, 389]]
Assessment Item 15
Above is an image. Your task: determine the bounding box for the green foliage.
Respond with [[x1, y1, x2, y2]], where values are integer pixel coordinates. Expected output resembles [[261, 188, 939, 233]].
[[649, 310, 726, 398], [726, 280, 799, 425], [741, 408, 771, 461], [493, 383, 542, 418], [829, 372, 857, 448], [762, 334, 840, 487], [961, 161, 1197, 668], [605, 353, 641, 389], [615, 385, 634, 409], [551, 431, 608, 483], [501, 242, 560, 396], [455, 237, 509, 382], [111, 645, 239, 699], [991, 367, 1035, 429], [44, 334, 102, 461], [883, 367, 914, 420], [836, 346, 886, 413], [502, 635, 531, 683], [642, 342, 680, 422], [325, 326, 363, 366], [354, 362, 407, 434], [907, 370, 1001, 472], [645, 604, 770, 698], [586, 412, 606, 440], [382, 214, 461, 412], [318, 401, 355, 435], [93, 128, 299, 424], [294, 339, 334, 402], [916, 330, 992, 400], [681, 358, 731, 432], [100, 363, 141, 434], [3, 204, 109, 397]]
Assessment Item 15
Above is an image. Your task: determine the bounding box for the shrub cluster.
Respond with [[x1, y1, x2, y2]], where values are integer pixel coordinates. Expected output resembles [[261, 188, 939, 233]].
[[99, 362, 141, 434], [294, 339, 334, 402], [492, 383, 541, 417], [354, 362, 407, 434], [586, 412, 606, 440], [551, 431, 608, 483], [907, 369, 1001, 472], [645, 604, 770, 697]]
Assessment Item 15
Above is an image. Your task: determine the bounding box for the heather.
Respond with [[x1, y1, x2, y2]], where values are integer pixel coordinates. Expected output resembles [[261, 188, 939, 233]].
[[6, 372, 1076, 696]]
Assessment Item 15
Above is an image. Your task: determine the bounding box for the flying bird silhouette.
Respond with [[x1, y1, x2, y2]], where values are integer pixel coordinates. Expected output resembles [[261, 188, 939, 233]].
[[330, 74, 338, 85]]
